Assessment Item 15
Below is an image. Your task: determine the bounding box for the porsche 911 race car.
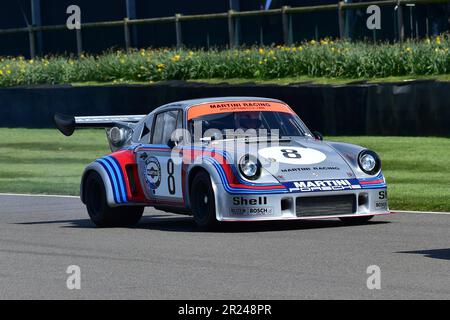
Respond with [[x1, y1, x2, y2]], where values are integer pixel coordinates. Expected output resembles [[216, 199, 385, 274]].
[[55, 97, 390, 229]]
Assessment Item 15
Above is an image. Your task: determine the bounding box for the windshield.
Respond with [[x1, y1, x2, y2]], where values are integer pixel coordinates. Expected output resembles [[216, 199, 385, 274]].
[[188, 111, 311, 142]]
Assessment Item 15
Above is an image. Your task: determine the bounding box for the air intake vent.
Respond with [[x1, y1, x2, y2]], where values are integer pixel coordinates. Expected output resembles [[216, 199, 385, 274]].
[[296, 195, 356, 217]]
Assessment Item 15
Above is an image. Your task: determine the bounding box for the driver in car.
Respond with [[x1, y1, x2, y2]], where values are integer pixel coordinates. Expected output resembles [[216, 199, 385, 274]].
[[234, 112, 264, 130]]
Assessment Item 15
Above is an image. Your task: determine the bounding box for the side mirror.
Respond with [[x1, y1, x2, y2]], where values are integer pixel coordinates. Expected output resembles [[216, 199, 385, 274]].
[[313, 131, 324, 141], [167, 135, 183, 148], [167, 139, 176, 148]]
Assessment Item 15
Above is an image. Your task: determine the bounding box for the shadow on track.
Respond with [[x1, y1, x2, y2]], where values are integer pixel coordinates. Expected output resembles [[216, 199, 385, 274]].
[[17, 213, 390, 233], [397, 248, 450, 261]]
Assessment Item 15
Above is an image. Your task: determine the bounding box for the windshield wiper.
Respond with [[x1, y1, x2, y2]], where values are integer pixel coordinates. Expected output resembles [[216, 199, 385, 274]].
[[198, 135, 293, 143], [241, 136, 292, 143]]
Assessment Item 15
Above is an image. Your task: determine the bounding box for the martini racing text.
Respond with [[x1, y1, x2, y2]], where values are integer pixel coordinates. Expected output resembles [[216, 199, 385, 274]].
[[285, 179, 362, 192]]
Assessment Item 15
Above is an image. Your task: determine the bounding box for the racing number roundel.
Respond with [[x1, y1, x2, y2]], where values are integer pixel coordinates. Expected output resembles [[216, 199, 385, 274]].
[[145, 156, 161, 189], [258, 146, 326, 165]]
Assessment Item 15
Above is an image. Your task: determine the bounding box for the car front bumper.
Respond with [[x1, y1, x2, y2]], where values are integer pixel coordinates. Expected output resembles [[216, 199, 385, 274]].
[[213, 185, 390, 222]]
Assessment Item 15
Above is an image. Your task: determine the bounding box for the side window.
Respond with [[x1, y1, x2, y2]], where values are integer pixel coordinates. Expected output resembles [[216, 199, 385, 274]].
[[161, 111, 178, 145], [152, 113, 165, 144], [151, 110, 180, 145]]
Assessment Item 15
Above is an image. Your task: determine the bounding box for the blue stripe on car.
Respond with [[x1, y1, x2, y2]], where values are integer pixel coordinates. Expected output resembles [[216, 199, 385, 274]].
[[96, 159, 121, 204], [203, 157, 287, 194], [103, 157, 127, 203], [184, 147, 281, 187], [361, 183, 386, 189], [108, 156, 128, 203]]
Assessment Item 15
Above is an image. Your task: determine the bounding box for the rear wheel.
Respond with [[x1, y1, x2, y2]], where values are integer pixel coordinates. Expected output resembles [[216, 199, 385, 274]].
[[190, 171, 218, 230], [84, 171, 144, 227], [339, 215, 374, 224]]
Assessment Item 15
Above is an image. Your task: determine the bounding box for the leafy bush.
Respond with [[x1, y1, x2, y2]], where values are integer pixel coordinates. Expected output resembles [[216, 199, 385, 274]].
[[0, 35, 449, 87]]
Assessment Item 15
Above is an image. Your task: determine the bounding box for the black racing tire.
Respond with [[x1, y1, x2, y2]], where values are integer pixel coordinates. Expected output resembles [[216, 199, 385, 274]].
[[339, 215, 374, 224], [190, 171, 218, 230], [84, 171, 144, 227]]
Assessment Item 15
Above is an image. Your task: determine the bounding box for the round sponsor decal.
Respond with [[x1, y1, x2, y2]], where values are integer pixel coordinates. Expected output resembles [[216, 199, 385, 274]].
[[258, 146, 326, 165], [145, 156, 161, 189]]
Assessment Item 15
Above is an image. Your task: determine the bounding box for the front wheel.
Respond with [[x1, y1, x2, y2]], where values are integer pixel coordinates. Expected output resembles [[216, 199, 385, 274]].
[[190, 171, 218, 230], [84, 171, 144, 227], [339, 215, 374, 224]]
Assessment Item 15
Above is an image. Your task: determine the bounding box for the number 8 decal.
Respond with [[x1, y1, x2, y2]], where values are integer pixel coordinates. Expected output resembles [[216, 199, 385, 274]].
[[281, 149, 302, 159], [167, 159, 176, 194]]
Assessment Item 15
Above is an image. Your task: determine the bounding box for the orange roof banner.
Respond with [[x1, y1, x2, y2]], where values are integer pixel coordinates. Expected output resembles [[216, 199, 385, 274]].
[[187, 101, 294, 120]]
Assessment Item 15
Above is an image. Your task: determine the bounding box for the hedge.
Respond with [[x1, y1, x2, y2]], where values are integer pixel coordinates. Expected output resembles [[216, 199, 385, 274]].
[[0, 35, 449, 87]]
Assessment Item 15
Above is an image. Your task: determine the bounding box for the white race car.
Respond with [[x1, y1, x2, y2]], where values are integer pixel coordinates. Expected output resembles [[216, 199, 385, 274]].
[[55, 97, 390, 229]]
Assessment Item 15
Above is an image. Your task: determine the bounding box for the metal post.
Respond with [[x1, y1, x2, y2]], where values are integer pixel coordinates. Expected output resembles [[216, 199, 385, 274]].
[[123, 18, 130, 52], [282, 6, 292, 46], [175, 14, 182, 49], [125, 0, 137, 47], [228, 10, 235, 49], [229, 0, 241, 47], [344, 0, 352, 39], [259, 25, 264, 46], [407, 4, 414, 39], [288, 11, 293, 45], [396, 4, 405, 42], [415, 20, 419, 39], [76, 28, 83, 57], [338, 1, 345, 39], [28, 25, 36, 59], [31, 0, 42, 55], [124, 18, 131, 51]]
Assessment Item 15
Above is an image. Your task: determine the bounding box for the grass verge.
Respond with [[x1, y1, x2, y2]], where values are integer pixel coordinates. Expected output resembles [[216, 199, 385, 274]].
[[331, 136, 450, 212], [0, 129, 108, 195], [0, 128, 448, 212]]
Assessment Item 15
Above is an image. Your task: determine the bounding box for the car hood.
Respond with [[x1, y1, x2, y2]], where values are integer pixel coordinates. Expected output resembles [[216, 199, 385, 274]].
[[262, 138, 356, 182], [208, 137, 356, 183]]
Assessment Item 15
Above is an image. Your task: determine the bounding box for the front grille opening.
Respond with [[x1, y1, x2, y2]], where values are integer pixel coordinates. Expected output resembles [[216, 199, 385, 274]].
[[358, 193, 368, 206], [281, 197, 293, 211], [296, 194, 356, 217]]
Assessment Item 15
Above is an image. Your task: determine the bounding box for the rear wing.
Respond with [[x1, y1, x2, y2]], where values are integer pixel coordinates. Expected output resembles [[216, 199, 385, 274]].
[[54, 113, 146, 136]]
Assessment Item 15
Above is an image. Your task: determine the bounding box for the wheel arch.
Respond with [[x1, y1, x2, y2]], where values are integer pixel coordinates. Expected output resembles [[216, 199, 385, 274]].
[[185, 164, 221, 209], [80, 162, 117, 206]]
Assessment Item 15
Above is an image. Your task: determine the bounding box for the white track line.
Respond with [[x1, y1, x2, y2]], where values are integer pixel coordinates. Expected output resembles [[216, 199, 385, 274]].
[[392, 210, 450, 215], [0, 193, 79, 199], [0, 193, 449, 215]]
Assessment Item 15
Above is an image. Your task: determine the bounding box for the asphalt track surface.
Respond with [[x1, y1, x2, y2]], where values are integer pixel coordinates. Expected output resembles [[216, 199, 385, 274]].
[[0, 194, 449, 300]]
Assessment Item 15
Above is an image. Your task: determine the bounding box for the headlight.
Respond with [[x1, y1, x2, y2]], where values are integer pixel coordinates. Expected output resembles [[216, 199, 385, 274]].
[[358, 150, 381, 175], [361, 154, 376, 171], [238, 155, 261, 180]]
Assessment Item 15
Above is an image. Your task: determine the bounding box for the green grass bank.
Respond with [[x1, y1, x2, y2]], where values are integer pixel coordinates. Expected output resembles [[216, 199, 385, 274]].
[[0, 129, 448, 212]]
